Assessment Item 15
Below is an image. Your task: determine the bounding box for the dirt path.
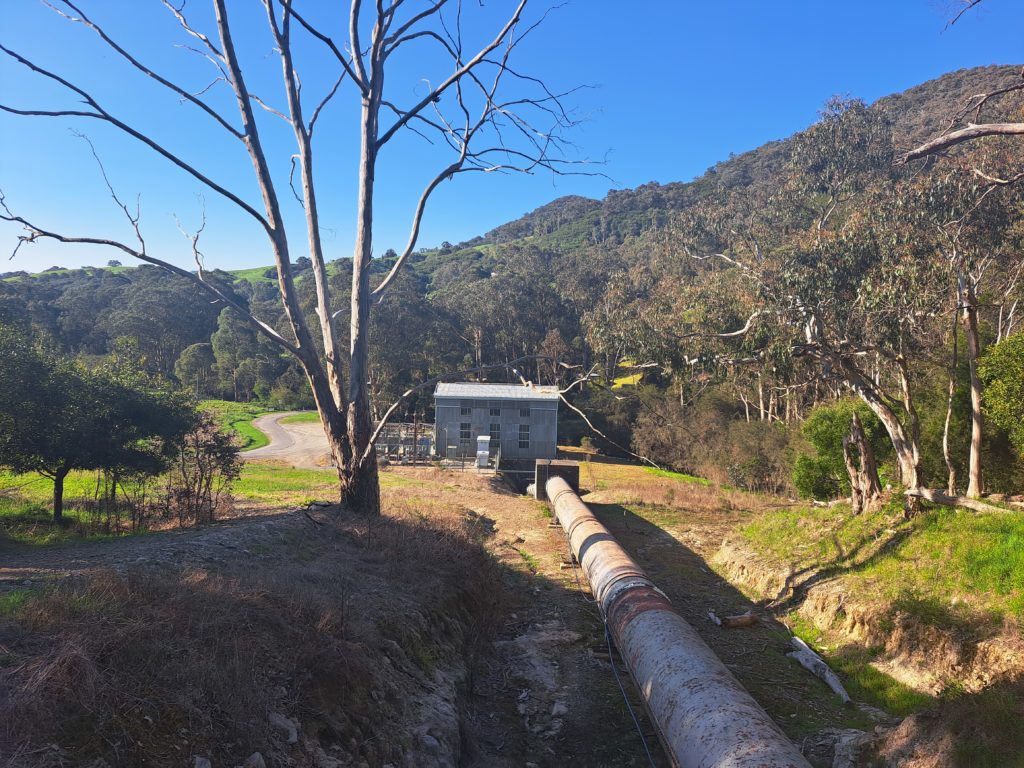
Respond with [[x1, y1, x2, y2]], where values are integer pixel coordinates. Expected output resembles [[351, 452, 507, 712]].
[[0, 510, 309, 589], [245, 412, 333, 468], [425, 470, 668, 767]]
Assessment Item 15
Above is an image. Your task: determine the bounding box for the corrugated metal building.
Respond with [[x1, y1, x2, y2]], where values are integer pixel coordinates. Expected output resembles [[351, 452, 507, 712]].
[[433, 382, 559, 460]]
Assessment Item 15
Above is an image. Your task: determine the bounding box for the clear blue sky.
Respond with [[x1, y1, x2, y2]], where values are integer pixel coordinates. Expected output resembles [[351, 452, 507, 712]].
[[1, 1, 1022, 273]]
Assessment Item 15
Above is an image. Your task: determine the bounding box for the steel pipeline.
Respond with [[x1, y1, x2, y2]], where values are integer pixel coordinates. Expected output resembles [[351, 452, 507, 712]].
[[546, 475, 811, 768]]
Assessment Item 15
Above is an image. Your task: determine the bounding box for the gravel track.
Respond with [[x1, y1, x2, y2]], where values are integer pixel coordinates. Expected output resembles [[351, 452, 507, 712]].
[[245, 412, 333, 469]]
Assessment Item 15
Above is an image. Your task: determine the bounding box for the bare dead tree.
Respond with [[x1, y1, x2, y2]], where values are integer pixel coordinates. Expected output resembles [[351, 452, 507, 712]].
[[1, 0, 590, 513]]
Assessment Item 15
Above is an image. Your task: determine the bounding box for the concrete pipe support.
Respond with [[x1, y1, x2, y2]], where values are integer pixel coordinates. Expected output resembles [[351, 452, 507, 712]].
[[546, 475, 810, 768]]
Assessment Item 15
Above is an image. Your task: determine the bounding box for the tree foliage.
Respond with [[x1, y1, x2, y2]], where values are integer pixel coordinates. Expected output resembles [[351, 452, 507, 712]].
[[0, 322, 194, 520], [979, 332, 1024, 457]]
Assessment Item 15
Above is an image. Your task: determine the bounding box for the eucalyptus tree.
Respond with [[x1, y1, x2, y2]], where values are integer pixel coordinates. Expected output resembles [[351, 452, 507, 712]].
[[899, 78, 1024, 497], [1, 0, 583, 513], [663, 100, 946, 492]]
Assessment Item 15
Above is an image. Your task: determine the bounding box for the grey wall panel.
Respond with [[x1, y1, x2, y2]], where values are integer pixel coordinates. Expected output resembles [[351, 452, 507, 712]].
[[433, 396, 558, 459]]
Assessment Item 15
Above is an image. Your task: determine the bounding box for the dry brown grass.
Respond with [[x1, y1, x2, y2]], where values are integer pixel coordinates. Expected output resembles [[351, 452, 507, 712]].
[[1, 496, 506, 768], [580, 455, 784, 519]]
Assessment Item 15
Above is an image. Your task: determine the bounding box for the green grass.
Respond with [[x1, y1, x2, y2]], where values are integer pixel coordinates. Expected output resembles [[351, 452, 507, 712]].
[[0, 471, 132, 546], [0, 589, 34, 616], [611, 372, 642, 388], [0, 470, 103, 505], [227, 265, 276, 284], [233, 463, 420, 506], [232, 464, 338, 506], [278, 411, 319, 425], [228, 260, 345, 286], [199, 399, 272, 450], [644, 467, 711, 486], [516, 548, 540, 573], [741, 498, 1024, 621]]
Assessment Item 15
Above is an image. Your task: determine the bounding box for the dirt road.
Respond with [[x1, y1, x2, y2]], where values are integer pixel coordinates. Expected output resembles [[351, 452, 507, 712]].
[[245, 412, 333, 468]]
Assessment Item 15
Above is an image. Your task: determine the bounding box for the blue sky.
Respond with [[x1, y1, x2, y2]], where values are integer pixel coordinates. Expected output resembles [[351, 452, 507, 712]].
[[1, 1, 1022, 273]]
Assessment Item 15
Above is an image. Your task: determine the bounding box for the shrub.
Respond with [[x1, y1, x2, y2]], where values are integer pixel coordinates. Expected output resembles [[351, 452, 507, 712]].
[[979, 332, 1024, 457], [792, 454, 840, 499], [163, 413, 242, 525], [792, 398, 890, 499]]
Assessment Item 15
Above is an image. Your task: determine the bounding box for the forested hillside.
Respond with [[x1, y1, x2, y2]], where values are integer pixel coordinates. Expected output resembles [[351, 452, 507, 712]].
[[4, 64, 1023, 499]]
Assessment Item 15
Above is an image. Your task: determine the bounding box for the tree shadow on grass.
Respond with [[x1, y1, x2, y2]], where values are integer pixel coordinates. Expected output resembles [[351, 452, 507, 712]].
[[768, 523, 916, 614]]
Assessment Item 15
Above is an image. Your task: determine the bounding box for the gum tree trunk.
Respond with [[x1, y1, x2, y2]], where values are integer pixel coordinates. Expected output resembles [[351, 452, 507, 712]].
[[342, 42, 384, 516], [960, 277, 984, 499], [943, 312, 959, 494], [843, 412, 881, 514]]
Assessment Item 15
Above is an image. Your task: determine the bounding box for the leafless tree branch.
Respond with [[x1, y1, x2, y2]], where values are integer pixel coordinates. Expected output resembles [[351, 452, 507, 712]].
[[900, 122, 1024, 164], [44, 0, 242, 139], [0, 193, 298, 355], [0, 44, 272, 231]]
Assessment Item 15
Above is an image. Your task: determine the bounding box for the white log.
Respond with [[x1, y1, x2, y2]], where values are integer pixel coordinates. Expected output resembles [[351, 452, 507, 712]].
[[787, 636, 851, 704]]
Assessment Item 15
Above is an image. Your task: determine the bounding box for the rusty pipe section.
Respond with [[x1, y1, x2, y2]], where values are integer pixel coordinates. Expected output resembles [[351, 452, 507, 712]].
[[546, 475, 810, 768]]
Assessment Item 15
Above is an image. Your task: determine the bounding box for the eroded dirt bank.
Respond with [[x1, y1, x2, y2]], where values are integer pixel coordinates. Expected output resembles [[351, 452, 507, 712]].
[[714, 538, 1024, 697], [712, 536, 1024, 766]]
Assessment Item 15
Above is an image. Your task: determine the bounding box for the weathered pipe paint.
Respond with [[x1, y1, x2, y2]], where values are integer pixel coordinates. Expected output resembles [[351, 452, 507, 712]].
[[546, 476, 811, 768]]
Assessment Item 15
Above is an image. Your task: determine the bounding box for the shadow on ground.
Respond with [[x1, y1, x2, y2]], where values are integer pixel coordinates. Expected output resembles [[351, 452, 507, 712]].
[[588, 501, 877, 742]]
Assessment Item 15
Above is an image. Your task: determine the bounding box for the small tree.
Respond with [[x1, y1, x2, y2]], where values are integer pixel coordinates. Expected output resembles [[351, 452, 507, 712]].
[[0, 323, 193, 521], [165, 412, 242, 525]]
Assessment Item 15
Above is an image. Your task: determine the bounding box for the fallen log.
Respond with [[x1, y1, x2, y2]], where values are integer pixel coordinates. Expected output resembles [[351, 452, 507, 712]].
[[708, 610, 759, 628], [787, 636, 851, 705], [905, 488, 1016, 514]]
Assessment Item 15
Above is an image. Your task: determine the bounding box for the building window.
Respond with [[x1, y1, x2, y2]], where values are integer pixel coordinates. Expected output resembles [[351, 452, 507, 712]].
[[520, 406, 531, 417], [518, 423, 530, 450], [489, 423, 501, 442], [489, 405, 501, 417], [460, 406, 472, 416], [460, 422, 471, 444]]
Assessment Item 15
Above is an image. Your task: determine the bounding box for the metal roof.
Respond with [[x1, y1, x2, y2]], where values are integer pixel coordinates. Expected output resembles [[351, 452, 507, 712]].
[[434, 382, 560, 401]]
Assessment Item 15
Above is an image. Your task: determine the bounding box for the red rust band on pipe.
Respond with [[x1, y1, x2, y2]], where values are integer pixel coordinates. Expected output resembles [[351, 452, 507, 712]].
[[546, 475, 810, 768]]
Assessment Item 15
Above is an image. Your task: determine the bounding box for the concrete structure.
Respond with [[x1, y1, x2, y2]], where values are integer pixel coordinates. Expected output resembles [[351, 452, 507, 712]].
[[533, 459, 580, 500], [433, 382, 559, 461]]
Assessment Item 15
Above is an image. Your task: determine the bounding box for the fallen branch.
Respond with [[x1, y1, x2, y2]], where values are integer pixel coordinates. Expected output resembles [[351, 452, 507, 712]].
[[811, 498, 849, 508], [787, 636, 851, 705], [905, 488, 1016, 514], [707, 610, 759, 628]]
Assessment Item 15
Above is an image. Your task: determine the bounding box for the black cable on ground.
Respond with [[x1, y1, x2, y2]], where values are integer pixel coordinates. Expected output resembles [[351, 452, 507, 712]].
[[558, 515, 657, 768], [605, 621, 658, 768]]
